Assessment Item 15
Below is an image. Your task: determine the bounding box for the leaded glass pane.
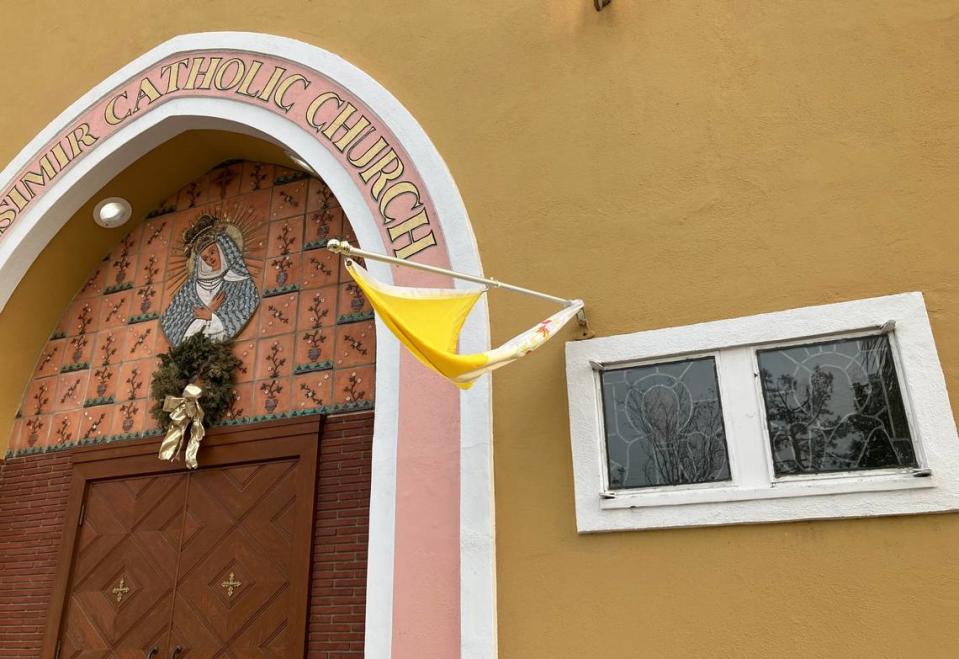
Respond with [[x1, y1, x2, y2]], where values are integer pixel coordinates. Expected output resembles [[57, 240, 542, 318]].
[[758, 335, 917, 476], [601, 357, 731, 490]]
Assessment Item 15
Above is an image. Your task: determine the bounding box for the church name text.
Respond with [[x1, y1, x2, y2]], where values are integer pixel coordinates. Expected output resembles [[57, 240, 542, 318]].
[[0, 54, 436, 261]]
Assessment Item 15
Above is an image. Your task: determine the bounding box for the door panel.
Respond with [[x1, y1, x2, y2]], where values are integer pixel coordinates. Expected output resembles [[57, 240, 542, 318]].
[[168, 460, 301, 657], [58, 473, 188, 658], [47, 421, 321, 658]]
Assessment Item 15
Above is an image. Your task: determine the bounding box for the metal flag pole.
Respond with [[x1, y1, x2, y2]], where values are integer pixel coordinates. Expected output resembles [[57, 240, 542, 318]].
[[328, 239, 572, 306], [326, 239, 594, 337]]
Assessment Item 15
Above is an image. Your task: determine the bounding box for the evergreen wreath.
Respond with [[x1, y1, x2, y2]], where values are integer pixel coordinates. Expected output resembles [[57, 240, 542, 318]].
[[150, 333, 242, 430]]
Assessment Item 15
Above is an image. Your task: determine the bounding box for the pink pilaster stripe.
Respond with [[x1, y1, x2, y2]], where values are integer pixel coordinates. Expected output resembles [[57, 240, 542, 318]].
[[391, 350, 461, 657]]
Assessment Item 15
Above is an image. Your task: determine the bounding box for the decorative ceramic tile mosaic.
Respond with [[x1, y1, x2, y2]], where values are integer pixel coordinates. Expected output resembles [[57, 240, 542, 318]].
[[8, 160, 375, 457]]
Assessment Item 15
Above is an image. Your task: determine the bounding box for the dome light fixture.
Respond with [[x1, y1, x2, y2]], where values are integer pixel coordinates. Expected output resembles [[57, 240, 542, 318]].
[[93, 197, 132, 228]]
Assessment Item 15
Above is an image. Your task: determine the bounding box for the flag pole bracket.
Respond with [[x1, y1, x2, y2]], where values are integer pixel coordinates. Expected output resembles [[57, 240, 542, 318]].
[[575, 309, 594, 340]]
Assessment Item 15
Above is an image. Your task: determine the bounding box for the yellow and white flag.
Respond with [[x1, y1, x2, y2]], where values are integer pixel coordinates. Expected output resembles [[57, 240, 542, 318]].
[[345, 260, 584, 389]]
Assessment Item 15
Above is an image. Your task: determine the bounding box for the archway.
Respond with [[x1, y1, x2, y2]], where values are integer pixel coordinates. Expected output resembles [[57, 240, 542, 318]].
[[0, 33, 494, 658]]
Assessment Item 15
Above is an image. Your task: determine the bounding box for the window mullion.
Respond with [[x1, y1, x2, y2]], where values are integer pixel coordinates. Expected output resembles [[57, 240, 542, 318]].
[[717, 347, 770, 490]]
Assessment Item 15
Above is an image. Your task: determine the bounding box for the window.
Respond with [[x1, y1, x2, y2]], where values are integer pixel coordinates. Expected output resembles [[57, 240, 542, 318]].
[[566, 293, 959, 532], [601, 357, 731, 489], [757, 335, 917, 477]]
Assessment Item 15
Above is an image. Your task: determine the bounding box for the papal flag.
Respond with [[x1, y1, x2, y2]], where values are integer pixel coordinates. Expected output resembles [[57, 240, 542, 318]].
[[345, 260, 584, 389]]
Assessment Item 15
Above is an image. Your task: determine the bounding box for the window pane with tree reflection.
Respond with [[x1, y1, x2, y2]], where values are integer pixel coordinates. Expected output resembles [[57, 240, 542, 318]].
[[601, 358, 730, 489], [758, 335, 917, 476]]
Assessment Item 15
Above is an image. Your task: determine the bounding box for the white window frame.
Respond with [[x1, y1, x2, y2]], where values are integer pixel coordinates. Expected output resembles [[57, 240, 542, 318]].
[[565, 292, 959, 532]]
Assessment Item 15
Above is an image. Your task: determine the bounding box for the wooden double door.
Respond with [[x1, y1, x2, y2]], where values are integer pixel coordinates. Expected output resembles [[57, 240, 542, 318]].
[[44, 419, 320, 658]]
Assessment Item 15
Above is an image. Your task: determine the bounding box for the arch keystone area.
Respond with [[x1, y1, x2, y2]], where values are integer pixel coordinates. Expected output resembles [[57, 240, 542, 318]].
[[0, 32, 495, 659]]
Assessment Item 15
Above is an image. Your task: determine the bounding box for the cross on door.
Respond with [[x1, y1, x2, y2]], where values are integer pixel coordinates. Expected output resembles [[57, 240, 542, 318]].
[[220, 572, 241, 598], [111, 577, 130, 603]]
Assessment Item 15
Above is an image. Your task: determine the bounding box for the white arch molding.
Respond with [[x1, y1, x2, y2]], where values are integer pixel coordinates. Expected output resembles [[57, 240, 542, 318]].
[[0, 33, 495, 658]]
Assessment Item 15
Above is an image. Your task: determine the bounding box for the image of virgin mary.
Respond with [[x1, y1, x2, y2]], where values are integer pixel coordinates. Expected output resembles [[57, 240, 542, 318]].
[[161, 214, 259, 347]]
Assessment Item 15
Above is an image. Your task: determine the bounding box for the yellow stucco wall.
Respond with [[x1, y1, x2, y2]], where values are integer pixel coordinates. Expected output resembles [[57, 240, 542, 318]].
[[2, 2, 959, 656]]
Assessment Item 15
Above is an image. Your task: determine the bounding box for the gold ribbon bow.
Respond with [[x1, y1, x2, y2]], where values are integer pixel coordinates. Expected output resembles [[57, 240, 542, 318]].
[[158, 383, 206, 469]]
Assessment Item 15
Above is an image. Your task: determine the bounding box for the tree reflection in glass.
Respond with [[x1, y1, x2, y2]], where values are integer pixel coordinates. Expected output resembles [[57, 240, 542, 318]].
[[758, 335, 917, 476], [601, 358, 730, 489]]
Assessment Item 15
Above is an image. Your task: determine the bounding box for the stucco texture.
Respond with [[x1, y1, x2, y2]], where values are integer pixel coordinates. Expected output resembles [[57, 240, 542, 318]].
[[1, 2, 959, 657]]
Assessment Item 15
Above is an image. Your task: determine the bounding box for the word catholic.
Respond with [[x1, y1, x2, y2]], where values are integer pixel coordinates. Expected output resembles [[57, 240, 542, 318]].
[[0, 53, 436, 261]]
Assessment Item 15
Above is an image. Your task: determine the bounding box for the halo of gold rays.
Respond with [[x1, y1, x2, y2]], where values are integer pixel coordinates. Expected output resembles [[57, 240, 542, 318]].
[[166, 202, 267, 293]]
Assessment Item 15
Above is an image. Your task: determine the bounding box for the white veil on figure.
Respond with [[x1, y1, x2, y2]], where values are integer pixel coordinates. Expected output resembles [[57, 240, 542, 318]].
[[194, 244, 249, 307], [184, 239, 253, 341]]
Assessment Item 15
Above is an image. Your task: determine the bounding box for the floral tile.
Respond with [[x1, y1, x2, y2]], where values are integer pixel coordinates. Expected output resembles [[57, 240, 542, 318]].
[[296, 286, 336, 330], [85, 365, 118, 405], [99, 291, 132, 330], [176, 177, 208, 210], [270, 181, 307, 221], [93, 329, 126, 368], [259, 292, 297, 338], [104, 233, 139, 291], [62, 333, 95, 371], [50, 410, 82, 445], [208, 163, 243, 201], [293, 371, 334, 411], [241, 161, 274, 193], [266, 216, 304, 258], [34, 339, 66, 379], [333, 366, 374, 406], [64, 298, 100, 337], [131, 284, 162, 321], [254, 378, 292, 417], [54, 371, 90, 413], [224, 383, 255, 422], [294, 327, 333, 371], [79, 406, 114, 441], [301, 250, 338, 289], [336, 281, 372, 322], [125, 320, 158, 360], [24, 377, 57, 417], [333, 321, 376, 368], [264, 251, 302, 293], [306, 177, 340, 212], [112, 399, 147, 436], [233, 339, 258, 383], [76, 265, 106, 300], [135, 252, 167, 288], [304, 206, 343, 248], [146, 192, 178, 218], [20, 415, 51, 448], [138, 216, 174, 256], [254, 334, 294, 381], [116, 359, 152, 401]]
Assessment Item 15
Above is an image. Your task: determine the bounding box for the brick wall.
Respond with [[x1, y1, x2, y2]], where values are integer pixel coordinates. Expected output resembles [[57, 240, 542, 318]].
[[0, 452, 72, 658], [0, 410, 374, 657], [308, 410, 373, 657]]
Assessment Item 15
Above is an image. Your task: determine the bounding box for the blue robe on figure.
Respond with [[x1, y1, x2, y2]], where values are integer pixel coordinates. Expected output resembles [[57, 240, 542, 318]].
[[161, 233, 259, 347]]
